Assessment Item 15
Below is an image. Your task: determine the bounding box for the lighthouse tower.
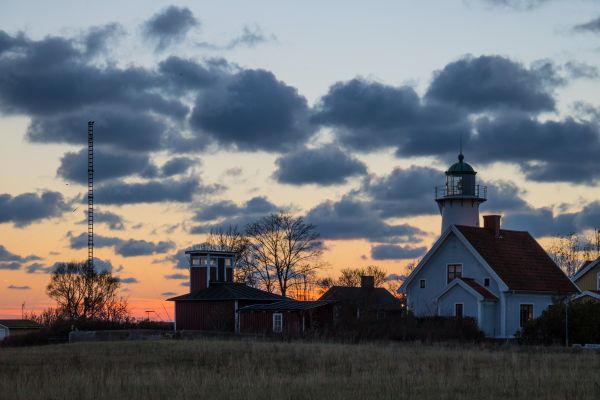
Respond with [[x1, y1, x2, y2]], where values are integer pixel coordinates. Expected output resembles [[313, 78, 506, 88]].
[[435, 153, 487, 234]]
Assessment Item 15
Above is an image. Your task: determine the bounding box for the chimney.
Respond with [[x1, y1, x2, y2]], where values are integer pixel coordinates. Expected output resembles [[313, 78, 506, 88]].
[[483, 215, 501, 238], [361, 275, 375, 289]]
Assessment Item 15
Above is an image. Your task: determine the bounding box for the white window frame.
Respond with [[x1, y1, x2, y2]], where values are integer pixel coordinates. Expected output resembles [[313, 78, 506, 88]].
[[272, 313, 283, 333], [446, 263, 463, 284], [420, 279, 426, 289], [454, 303, 464, 318]]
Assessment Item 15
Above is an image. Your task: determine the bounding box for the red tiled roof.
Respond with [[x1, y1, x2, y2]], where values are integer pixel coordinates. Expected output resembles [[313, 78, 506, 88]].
[[455, 225, 578, 293], [459, 278, 498, 300]]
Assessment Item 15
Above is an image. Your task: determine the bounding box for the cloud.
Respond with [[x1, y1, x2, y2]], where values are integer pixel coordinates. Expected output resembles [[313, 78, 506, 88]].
[[190, 69, 314, 152], [371, 244, 427, 260], [198, 25, 276, 50], [94, 177, 211, 205], [313, 78, 468, 155], [83, 23, 124, 56], [473, 114, 600, 183], [426, 55, 557, 113], [190, 196, 280, 233], [273, 146, 367, 185], [480, 180, 530, 213], [158, 56, 223, 92], [143, 6, 199, 51], [361, 166, 441, 218], [88, 209, 125, 230], [564, 61, 599, 80], [304, 197, 427, 243], [0, 245, 41, 263], [69, 233, 175, 257], [573, 17, 600, 34], [164, 273, 188, 280], [475, 0, 552, 10], [161, 157, 197, 177], [0, 191, 69, 227], [0, 262, 21, 270], [154, 248, 189, 270], [161, 291, 177, 296], [25, 262, 55, 274], [58, 147, 157, 183], [117, 277, 139, 284], [24, 257, 114, 274], [7, 285, 31, 290]]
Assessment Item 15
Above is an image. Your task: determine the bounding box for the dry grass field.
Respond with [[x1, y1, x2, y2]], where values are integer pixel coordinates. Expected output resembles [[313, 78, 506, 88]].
[[1, 339, 599, 400]]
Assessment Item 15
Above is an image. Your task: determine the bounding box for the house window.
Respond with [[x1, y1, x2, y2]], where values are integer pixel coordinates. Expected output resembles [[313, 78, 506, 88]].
[[447, 264, 462, 283], [273, 313, 283, 333], [484, 278, 490, 287], [420, 279, 426, 289], [455, 303, 463, 318], [520, 304, 533, 327], [597, 272, 600, 290]]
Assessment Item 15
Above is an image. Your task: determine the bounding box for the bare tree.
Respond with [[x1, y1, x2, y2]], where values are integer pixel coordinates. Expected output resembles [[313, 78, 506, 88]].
[[245, 213, 323, 297], [46, 262, 129, 323], [336, 265, 388, 287], [547, 232, 600, 277]]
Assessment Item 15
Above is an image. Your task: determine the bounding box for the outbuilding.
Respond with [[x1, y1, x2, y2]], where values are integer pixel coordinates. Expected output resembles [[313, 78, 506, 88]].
[[0, 319, 43, 341]]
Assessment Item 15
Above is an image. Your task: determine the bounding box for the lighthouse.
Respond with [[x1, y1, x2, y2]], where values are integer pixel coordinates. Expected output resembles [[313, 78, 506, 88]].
[[435, 153, 487, 234]]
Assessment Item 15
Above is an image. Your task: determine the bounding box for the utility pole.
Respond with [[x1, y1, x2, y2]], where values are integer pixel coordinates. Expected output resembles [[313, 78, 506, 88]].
[[87, 121, 94, 270]]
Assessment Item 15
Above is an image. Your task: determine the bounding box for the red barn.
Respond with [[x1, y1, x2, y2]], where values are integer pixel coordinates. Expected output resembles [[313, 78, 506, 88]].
[[167, 248, 284, 332]]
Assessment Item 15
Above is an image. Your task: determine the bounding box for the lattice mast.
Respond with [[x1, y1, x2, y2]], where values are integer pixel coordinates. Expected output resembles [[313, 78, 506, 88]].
[[87, 121, 94, 269]]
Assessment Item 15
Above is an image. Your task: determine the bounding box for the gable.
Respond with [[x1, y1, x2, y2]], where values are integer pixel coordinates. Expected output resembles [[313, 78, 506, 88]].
[[399, 227, 507, 294], [573, 258, 600, 291]]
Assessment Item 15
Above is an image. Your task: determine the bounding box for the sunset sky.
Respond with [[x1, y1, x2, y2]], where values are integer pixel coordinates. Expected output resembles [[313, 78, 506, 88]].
[[1, 0, 600, 319]]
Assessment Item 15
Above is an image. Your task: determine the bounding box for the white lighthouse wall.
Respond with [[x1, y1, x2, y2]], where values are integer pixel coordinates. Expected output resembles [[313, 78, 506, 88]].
[[441, 200, 480, 233]]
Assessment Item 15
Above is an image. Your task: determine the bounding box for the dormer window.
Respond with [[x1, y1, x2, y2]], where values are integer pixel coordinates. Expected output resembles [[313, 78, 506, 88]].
[[447, 264, 462, 283]]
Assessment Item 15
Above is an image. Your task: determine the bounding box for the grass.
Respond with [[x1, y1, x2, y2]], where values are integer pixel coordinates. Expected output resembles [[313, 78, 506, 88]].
[[1, 339, 599, 400]]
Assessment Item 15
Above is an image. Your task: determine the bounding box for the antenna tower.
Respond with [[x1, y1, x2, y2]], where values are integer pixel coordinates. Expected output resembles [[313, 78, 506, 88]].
[[87, 121, 95, 269]]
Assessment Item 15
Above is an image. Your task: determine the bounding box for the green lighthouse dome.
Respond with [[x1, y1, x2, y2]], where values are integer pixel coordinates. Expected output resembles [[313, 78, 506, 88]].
[[446, 153, 476, 175]]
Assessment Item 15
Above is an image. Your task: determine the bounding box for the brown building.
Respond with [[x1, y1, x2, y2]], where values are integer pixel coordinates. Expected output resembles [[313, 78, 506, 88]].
[[238, 300, 334, 336], [167, 248, 284, 332], [0, 319, 43, 341], [318, 276, 403, 322]]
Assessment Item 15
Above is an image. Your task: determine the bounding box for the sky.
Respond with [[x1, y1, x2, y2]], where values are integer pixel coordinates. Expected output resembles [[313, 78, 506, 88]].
[[1, 0, 600, 319]]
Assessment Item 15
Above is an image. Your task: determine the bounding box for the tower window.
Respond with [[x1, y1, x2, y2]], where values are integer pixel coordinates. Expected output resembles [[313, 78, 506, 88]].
[[420, 279, 426, 289], [447, 264, 462, 283]]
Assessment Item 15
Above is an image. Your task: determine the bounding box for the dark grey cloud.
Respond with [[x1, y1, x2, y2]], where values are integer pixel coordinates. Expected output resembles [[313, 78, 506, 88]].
[[91, 209, 126, 230], [7, 285, 31, 290], [198, 25, 276, 50], [0, 245, 41, 263], [361, 166, 441, 218], [117, 277, 139, 284], [154, 248, 189, 270], [69, 232, 175, 257], [304, 197, 427, 243], [564, 61, 599, 80], [0, 191, 69, 227], [573, 16, 600, 34], [24, 258, 114, 274], [83, 23, 124, 56], [473, 114, 600, 183], [273, 146, 367, 185], [161, 291, 177, 296], [58, 147, 157, 183], [25, 263, 54, 274], [143, 6, 199, 51], [0, 262, 21, 270], [158, 56, 223, 92], [480, 180, 530, 213], [94, 177, 209, 205], [371, 244, 427, 260], [190, 69, 314, 152], [190, 196, 280, 233], [161, 157, 197, 177], [164, 273, 188, 280], [426, 55, 557, 113], [313, 78, 468, 155]]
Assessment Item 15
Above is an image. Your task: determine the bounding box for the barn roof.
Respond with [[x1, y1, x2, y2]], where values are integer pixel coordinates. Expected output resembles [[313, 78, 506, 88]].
[[0, 319, 43, 329], [238, 300, 334, 312], [455, 225, 578, 294], [318, 286, 401, 310], [167, 283, 285, 302]]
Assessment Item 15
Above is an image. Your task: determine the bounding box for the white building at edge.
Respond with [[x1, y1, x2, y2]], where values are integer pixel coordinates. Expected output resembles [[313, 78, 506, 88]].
[[399, 153, 579, 338]]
